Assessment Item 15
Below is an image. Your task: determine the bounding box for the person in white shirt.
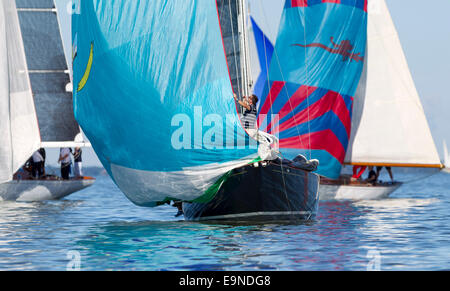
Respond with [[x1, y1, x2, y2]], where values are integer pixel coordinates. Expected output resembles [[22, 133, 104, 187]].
[[31, 150, 44, 178], [58, 148, 72, 180]]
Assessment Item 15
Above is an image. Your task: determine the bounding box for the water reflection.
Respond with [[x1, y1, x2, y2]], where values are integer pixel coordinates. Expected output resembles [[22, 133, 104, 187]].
[[0, 172, 448, 270]]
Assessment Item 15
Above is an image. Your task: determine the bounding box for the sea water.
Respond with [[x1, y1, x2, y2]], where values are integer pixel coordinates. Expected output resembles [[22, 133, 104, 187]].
[[0, 169, 449, 271]]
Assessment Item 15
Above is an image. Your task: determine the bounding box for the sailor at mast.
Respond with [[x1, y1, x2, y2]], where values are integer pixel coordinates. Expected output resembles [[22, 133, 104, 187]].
[[234, 93, 258, 129]]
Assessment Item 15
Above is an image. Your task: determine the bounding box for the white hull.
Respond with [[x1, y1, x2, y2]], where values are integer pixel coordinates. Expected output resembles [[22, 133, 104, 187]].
[[0, 178, 95, 202], [319, 182, 402, 201]]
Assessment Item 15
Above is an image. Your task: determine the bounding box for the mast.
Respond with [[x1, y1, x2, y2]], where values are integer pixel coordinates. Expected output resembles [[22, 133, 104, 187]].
[[238, 0, 252, 97]]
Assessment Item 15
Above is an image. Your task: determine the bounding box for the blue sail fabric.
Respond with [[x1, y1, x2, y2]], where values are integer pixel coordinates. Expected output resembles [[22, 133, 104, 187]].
[[73, 0, 257, 206], [250, 16, 274, 101], [257, 0, 367, 179]]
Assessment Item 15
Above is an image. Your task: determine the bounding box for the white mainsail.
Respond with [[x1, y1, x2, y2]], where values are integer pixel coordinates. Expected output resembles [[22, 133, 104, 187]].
[[0, 0, 41, 183], [344, 0, 441, 168]]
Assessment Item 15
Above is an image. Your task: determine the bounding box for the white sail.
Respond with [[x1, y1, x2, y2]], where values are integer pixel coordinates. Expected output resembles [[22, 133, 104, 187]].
[[0, 0, 41, 183], [344, 0, 441, 168]]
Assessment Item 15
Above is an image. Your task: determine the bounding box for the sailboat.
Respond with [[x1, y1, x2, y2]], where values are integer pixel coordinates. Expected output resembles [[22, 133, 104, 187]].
[[74, 0, 384, 221], [443, 140, 450, 173], [0, 0, 94, 202], [250, 0, 442, 200], [321, 0, 442, 200]]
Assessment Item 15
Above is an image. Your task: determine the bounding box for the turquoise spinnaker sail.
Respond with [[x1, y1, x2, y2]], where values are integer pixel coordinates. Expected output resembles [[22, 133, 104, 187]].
[[256, 0, 368, 179], [73, 0, 257, 206]]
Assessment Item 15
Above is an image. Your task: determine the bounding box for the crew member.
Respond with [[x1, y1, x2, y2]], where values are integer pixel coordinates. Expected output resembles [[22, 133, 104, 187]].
[[58, 147, 72, 180], [376, 166, 394, 183], [234, 93, 258, 129], [31, 150, 44, 179], [73, 147, 83, 178]]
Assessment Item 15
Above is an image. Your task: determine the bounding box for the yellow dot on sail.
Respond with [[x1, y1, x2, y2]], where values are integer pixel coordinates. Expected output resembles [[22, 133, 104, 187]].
[[77, 42, 94, 92]]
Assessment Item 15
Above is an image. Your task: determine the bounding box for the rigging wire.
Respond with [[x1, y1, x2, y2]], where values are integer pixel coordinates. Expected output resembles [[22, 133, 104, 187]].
[[227, 0, 242, 99], [257, 5, 309, 154], [301, 5, 313, 160]]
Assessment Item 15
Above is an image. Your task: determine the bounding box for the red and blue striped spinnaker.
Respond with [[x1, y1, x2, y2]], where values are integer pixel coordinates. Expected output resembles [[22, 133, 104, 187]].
[[256, 0, 367, 179]]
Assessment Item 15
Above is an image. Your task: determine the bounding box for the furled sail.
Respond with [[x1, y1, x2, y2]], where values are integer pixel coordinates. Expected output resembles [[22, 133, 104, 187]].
[[16, 0, 80, 144], [256, 0, 368, 179], [344, 0, 441, 168], [73, 0, 257, 206], [0, 0, 40, 183]]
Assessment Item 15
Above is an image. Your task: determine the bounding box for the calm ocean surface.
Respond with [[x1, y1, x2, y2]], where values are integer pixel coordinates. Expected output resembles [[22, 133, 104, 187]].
[[0, 169, 449, 271]]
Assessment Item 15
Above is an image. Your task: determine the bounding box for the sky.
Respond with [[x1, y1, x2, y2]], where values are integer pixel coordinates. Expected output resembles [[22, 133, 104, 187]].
[[52, 0, 450, 167]]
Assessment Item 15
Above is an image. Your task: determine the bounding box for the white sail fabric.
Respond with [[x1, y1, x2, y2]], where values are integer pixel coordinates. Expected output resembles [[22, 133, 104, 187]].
[[0, 0, 41, 183], [344, 0, 441, 167]]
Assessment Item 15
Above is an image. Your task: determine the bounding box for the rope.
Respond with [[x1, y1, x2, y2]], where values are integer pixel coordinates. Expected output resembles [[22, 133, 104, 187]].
[[227, 0, 242, 98], [301, 6, 312, 160], [257, 6, 308, 153]]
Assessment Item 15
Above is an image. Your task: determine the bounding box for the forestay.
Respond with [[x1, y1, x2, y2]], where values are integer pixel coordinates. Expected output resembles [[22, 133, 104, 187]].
[[73, 0, 257, 206], [344, 0, 441, 168]]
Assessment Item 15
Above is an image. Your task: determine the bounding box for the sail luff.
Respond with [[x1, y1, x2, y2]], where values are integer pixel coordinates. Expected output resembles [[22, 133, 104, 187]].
[[0, 0, 13, 183], [344, 0, 441, 168], [237, 0, 251, 97]]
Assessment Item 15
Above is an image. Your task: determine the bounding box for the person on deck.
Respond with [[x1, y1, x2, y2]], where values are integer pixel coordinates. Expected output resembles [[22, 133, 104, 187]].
[[376, 166, 394, 183], [350, 165, 367, 182], [234, 93, 259, 129], [366, 166, 377, 185], [73, 147, 83, 178], [58, 147, 72, 180], [31, 150, 45, 179], [38, 148, 46, 177]]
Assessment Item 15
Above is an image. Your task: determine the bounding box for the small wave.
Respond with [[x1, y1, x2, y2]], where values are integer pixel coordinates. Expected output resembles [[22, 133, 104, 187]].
[[353, 198, 440, 209]]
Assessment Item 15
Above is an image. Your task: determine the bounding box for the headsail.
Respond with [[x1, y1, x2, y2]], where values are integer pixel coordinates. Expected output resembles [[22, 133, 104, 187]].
[[73, 0, 257, 206], [256, 0, 368, 179], [344, 0, 441, 168], [16, 0, 81, 144], [0, 0, 41, 183]]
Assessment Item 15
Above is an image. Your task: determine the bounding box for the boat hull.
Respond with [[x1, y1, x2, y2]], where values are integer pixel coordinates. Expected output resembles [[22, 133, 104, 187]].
[[0, 178, 96, 202], [319, 182, 402, 201], [182, 163, 320, 222]]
